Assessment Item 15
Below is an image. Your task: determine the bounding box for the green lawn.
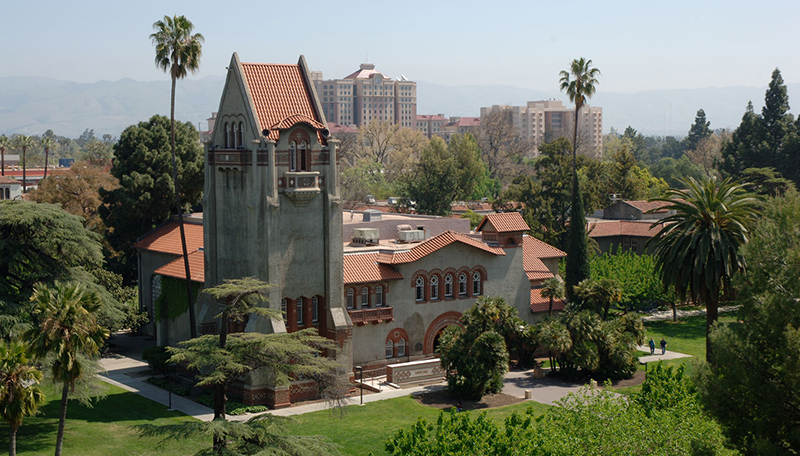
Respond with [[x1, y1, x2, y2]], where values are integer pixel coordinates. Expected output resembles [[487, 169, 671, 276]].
[[288, 395, 549, 456], [0, 382, 207, 456]]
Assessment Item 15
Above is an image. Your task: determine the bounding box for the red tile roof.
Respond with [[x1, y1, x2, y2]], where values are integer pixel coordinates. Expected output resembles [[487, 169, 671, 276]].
[[623, 200, 671, 213], [240, 62, 324, 142], [523, 236, 566, 259], [476, 212, 530, 233], [416, 114, 448, 121], [133, 221, 204, 255], [154, 249, 205, 282], [376, 231, 505, 265], [587, 220, 666, 238], [343, 253, 404, 284], [329, 123, 358, 134], [530, 287, 566, 313], [0, 176, 19, 185]]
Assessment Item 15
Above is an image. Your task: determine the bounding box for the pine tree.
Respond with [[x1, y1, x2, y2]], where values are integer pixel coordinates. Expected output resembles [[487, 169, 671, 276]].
[[684, 109, 712, 152], [762, 68, 792, 150]]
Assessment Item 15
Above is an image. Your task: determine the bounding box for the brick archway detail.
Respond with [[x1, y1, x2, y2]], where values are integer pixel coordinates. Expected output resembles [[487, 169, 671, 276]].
[[423, 311, 463, 355]]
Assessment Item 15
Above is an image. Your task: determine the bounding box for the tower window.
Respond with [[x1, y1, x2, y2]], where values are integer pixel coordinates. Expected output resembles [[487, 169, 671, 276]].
[[415, 277, 424, 302]]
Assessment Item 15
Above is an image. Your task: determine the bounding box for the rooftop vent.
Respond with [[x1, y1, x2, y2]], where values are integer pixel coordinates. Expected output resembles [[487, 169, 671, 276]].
[[398, 230, 425, 243], [362, 209, 382, 222]]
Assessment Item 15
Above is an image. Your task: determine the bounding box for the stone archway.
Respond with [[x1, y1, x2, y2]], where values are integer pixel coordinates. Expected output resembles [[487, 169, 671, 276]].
[[423, 311, 463, 355]]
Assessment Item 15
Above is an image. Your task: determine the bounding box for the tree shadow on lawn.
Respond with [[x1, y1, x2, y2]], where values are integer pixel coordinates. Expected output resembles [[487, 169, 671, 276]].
[[32, 388, 186, 424], [0, 420, 58, 454]]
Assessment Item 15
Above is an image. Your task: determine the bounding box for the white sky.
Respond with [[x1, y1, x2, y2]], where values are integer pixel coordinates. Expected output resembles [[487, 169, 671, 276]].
[[1, 0, 798, 93]]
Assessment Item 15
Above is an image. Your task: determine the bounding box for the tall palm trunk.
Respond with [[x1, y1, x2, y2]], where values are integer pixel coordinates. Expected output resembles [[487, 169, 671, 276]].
[[1, 147, 5, 176], [9, 425, 17, 456], [572, 104, 580, 169], [55, 382, 70, 456], [21, 146, 27, 193], [704, 288, 719, 363], [169, 74, 198, 339], [43, 147, 49, 179], [548, 296, 554, 316]]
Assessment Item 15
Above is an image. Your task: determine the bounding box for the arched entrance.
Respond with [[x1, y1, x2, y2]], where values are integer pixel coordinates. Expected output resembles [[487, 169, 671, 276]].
[[423, 311, 463, 355]]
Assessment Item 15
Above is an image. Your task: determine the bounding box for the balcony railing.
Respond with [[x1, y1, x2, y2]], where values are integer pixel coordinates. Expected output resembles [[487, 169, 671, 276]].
[[282, 171, 321, 206], [348, 306, 394, 326]]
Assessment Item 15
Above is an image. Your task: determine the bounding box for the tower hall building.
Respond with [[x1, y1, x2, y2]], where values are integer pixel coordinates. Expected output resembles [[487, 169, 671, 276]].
[[310, 63, 417, 129]]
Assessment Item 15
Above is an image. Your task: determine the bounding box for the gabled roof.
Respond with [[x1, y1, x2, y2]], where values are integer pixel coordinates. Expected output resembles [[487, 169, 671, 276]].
[[530, 287, 566, 313], [133, 221, 204, 255], [154, 249, 205, 282], [587, 220, 665, 238], [523, 236, 566, 259], [240, 60, 324, 141], [476, 212, 530, 233], [0, 176, 19, 185], [343, 253, 404, 284], [376, 231, 505, 265], [619, 200, 671, 213]]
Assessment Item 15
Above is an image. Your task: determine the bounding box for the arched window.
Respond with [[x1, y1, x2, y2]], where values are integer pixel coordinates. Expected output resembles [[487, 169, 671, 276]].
[[289, 141, 297, 171], [299, 141, 308, 171], [311, 296, 319, 323], [281, 298, 288, 321], [430, 276, 439, 300], [225, 123, 232, 148], [459, 273, 467, 296], [361, 287, 369, 308], [237, 122, 244, 147], [296, 298, 304, 326], [233, 123, 239, 148], [415, 277, 425, 302], [473, 272, 481, 296], [346, 289, 354, 309], [375, 286, 383, 307], [385, 340, 393, 358], [397, 338, 406, 357], [444, 275, 453, 297]]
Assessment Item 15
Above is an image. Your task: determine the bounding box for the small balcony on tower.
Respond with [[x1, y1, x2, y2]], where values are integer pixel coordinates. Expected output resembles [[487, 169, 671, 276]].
[[348, 306, 394, 326], [280, 171, 321, 206]]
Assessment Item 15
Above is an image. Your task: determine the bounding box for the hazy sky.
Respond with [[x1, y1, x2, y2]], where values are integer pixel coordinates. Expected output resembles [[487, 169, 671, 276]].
[[2, 0, 798, 93]]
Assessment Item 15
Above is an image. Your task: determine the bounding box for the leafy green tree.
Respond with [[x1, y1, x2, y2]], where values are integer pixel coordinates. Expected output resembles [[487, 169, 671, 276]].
[[540, 277, 565, 316], [399, 135, 485, 216], [560, 58, 600, 301], [80, 138, 113, 166], [741, 167, 796, 197], [27, 282, 109, 456], [762, 68, 793, 150], [151, 15, 204, 339], [589, 251, 674, 313], [684, 109, 712, 152], [12, 135, 35, 193], [166, 278, 343, 455], [695, 192, 800, 455], [0, 201, 125, 335], [0, 340, 46, 456], [649, 155, 704, 188], [438, 297, 530, 399], [99, 115, 203, 284], [646, 177, 760, 361]]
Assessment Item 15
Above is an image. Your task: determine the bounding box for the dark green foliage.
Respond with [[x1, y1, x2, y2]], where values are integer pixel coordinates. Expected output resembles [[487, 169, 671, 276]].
[[650, 155, 704, 188], [565, 171, 590, 301], [99, 115, 204, 283], [459, 209, 484, 230], [145, 376, 191, 397], [633, 364, 696, 416], [386, 385, 734, 456], [590, 250, 674, 312], [142, 346, 171, 375], [695, 192, 800, 455], [0, 201, 125, 335], [153, 276, 202, 321], [684, 109, 712, 152], [196, 393, 268, 415], [741, 167, 796, 197], [438, 297, 533, 399], [398, 135, 486, 216], [573, 277, 622, 320]]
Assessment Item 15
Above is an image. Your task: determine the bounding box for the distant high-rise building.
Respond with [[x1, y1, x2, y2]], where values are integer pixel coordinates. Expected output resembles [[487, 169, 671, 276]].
[[481, 100, 603, 157], [311, 63, 417, 129]]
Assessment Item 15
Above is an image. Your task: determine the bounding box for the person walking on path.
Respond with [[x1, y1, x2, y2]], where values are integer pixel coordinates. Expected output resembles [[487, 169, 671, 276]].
[[660, 338, 667, 355], [648, 338, 656, 355]]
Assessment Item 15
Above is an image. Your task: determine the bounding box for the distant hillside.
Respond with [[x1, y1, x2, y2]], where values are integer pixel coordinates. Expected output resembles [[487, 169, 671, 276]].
[[1, 75, 797, 138]]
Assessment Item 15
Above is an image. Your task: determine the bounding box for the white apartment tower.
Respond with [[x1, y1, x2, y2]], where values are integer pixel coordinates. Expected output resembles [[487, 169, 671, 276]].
[[311, 63, 417, 129], [481, 100, 603, 157]]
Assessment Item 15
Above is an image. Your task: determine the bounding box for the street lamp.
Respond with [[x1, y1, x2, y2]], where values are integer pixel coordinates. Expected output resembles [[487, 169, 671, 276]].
[[355, 365, 363, 405]]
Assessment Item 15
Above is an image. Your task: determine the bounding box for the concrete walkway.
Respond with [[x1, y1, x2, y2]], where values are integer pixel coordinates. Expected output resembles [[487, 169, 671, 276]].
[[635, 345, 692, 363], [501, 369, 584, 405], [641, 304, 739, 322]]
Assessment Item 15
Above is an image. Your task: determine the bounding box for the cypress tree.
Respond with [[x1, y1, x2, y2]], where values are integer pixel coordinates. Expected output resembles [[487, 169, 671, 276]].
[[565, 171, 589, 301]]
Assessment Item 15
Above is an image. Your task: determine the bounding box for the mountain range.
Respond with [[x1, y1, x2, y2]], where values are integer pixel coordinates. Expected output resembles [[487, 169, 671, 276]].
[[1, 75, 797, 139]]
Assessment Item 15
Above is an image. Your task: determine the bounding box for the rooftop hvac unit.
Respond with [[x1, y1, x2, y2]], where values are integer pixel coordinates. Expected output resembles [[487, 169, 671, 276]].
[[362, 209, 383, 222], [353, 228, 380, 245], [398, 230, 425, 243]]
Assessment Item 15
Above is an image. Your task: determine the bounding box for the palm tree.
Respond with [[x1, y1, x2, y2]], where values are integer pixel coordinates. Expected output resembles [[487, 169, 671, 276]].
[[0, 135, 8, 176], [559, 58, 600, 300], [541, 277, 565, 316], [26, 282, 109, 456], [574, 278, 623, 321], [646, 177, 760, 362], [151, 15, 204, 338], [0, 340, 45, 456], [40, 137, 56, 180], [559, 58, 600, 165], [13, 135, 35, 193]]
